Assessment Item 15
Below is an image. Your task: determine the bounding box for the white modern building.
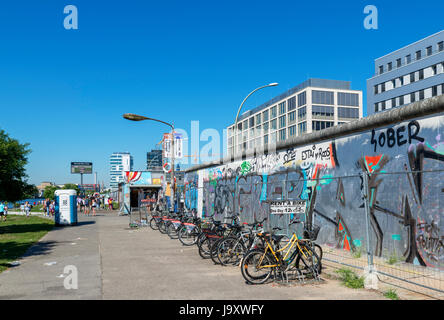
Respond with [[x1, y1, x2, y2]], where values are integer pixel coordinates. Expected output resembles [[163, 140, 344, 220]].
[[226, 78, 363, 156], [367, 30, 444, 115], [110, 152, 133, 190]]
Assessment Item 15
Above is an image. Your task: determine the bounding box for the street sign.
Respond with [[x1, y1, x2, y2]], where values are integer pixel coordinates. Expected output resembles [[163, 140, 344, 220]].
[[163, 133, 183, 159], [269, 200, 306, 215]]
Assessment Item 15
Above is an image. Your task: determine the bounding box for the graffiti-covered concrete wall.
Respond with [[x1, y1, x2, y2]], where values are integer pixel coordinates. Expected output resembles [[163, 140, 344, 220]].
[[184, 97, 444, 269]]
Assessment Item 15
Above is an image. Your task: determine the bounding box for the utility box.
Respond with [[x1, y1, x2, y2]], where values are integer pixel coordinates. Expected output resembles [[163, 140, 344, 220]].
[[54, 189, 78, 226]]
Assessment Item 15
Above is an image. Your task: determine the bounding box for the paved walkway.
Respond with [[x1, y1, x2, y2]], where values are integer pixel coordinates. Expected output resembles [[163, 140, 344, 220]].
[[0, 212, 387, 300]]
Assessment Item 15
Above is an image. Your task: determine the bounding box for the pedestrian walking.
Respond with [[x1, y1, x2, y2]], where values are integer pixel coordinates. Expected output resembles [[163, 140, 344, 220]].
[[24, 201, 31, 218], [0, 202, 6, 222], [108, 198, 113, 210], [20, 203, 25, 214], [84, 197, 90, 215], [45, 198, 51, 217], [91, 199, 97, 216]]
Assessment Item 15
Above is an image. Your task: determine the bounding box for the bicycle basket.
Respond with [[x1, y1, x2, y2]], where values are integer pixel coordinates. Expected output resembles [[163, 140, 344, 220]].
[[303, 224, 321, 241]]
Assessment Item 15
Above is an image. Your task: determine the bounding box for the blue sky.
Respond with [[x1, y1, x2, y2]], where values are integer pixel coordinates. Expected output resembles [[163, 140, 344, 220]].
[[0, 0, 443, 186]]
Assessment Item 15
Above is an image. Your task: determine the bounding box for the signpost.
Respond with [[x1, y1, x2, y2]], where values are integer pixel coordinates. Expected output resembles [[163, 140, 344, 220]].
[[71, 162, 93, 190]]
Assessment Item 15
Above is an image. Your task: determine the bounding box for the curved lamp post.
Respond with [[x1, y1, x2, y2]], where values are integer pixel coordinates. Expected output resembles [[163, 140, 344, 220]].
[[123, 113, 176, 212], [233, 83, 278, 157]]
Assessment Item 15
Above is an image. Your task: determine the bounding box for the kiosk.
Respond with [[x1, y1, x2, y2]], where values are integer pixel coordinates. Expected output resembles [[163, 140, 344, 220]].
[[54, 189, 78, 226]]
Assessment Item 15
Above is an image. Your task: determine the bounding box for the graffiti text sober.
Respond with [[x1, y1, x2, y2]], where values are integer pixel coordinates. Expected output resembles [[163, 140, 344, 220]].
[[371, 120, 425, 153]]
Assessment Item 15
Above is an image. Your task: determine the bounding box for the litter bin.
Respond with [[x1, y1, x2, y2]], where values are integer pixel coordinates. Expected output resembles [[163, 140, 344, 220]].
[[54, 189, 78, 226]]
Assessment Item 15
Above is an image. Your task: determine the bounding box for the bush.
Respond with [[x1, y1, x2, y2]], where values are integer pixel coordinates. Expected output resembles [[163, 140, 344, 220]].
[[384, 289, 399, 300]]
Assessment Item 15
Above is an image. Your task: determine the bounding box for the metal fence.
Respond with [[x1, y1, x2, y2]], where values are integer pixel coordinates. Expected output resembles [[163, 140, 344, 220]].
[[192, 169, 443, 298]]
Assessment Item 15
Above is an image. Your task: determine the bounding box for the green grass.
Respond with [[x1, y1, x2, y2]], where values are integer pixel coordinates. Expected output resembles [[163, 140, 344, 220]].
[[352, 248, 362, 259], [0, 214, 54, 273], [384, 289, 400, 300], [335, 268, 365, 289]]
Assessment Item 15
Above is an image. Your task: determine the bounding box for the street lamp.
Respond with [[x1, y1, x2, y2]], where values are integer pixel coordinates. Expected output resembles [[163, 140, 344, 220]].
[[123, 113, 176, 212], [233, 83, 278, 157]]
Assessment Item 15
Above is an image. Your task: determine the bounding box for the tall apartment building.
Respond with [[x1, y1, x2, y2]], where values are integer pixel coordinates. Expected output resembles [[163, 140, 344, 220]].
[[147, 149, 163, 171], [110, 152, 133, 190], [226, 78, 363, 156], [367, 30, 444, 115]]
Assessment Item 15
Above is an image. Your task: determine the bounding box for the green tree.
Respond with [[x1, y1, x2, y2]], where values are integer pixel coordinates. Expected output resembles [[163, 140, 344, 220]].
[[63, 183, 79, 194], [0, 129, 35, 201], [43, 185, 60, 200]]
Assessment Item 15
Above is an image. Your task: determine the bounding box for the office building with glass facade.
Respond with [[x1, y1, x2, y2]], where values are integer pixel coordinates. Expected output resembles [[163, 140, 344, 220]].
[[110, 152, 133, 190], [367, 30, 444, 115], [226, 78, 363, 156]]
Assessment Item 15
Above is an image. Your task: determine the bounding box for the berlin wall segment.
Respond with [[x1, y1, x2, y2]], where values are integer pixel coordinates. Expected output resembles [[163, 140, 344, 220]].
[[183, 99, 444, 270]]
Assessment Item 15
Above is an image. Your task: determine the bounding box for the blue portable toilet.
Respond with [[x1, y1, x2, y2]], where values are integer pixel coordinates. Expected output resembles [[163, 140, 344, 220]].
[[54, 189, 77, 226]]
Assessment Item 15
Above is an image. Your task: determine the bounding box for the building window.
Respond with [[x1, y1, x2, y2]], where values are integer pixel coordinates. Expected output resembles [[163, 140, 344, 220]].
[[264, 135, 269, 145], [406, 54, 411, 64], [399, 76, 404, 86], [396, 58, 402, 68], [255, 125, 262, 137], [337, 92, 359, 106], [279, 129, 286, 141], [379, 65, 384, 74], [298, 91, 306, 107], [289, 125, 296, 137], [289, 111, 296, 123], [243, 120, 248, 130], [249, 117, 255, 128], [381, 101, 386, 111], [419, 69, 424, 80], [411, 92, 416, 103], [279, 115, 286, 129], [279, 102, 286, 115], [312, 121, 334, 131], [374, 85, 379, 95], [255, 113, 261, 124], [287, 96, 296, 111], [312, 105, 334, 117], [375, 103, 378, 113], [298, 106, 306, 120], [410, 72, 415, 83], [392, 98, 397, 108], [381, 83, 386, 93], [427, 46, 432, 56], [271, 119, 277, 130], [298, 122, 306, 134], [432, 85, 438, 97], [416, 50, 422, 60], [439, 41, 444, 52], [338, 107, 359, 119], [419, 89, 424, 100], [262, 110, 269, 122], [312, 90, 334, 105], [387, 62, 392, 71], [399, 95, 404, 106], [263, 122, 269, 133], [271, 106, 277, 118]]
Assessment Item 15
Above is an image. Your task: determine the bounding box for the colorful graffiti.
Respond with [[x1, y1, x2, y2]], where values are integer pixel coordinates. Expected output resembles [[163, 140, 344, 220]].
[[184, 117, 444, 269]]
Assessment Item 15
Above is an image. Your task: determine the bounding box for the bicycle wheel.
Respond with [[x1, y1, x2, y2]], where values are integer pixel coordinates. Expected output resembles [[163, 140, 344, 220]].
[[218, 237, 245, 266], [241, 249, 274, 285], [158, 220, 168, 234], [198, 237, 213, 259], [210, 238, 225, 264], [167, 223, 179, 239], [295, 244, 322, 276], [149, 217, 159, 230], [178, 225, 199, 246], [314, 243, 323, 260]]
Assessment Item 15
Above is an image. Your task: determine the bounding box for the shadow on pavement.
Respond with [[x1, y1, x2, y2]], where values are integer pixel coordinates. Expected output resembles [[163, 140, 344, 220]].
[[0, 240, 59, 270]]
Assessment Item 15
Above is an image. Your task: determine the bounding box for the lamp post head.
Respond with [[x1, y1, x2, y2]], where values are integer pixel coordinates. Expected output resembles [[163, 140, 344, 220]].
[[123, 113, 149, 121], [268, 82, 279, 87]]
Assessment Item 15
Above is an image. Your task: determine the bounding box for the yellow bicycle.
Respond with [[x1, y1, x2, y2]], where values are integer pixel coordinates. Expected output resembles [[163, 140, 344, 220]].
[[240, 220, 322, 284]]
